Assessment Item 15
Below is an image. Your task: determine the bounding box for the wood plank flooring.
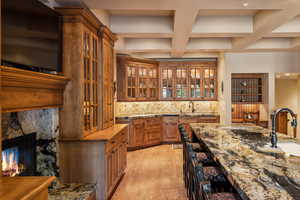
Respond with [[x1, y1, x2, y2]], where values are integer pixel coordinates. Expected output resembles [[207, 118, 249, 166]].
[[111, 145, 187, 200]]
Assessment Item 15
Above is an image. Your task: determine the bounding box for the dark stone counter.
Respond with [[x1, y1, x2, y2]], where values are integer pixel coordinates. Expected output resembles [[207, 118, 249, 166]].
[[116, 112, 219, 120], [190, 123, 300, 200], [49, 182, 96, 200]]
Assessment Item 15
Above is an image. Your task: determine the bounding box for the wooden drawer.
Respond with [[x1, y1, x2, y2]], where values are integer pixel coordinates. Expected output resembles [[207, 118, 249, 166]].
[[106, 137, 118, 153], [119, 127, 128, 143], [106, 127, 128, 153], [198, 116, 219, 123], [145, 117, 161, 129], [179, 117, 199, 123], [132, 118, 144, 125], [163, 116, 178, 123]]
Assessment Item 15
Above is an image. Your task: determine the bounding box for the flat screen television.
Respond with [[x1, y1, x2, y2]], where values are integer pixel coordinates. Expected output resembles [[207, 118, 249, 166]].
[[1, 0, 62, 72]]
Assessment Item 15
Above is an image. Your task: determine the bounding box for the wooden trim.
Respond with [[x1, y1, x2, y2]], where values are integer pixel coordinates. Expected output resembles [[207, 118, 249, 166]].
[[0, 176, 55, 200], [1, 66, 69, 112], [117, 54, 159, 65], [99, 26, 118, 44], [55, 6, 103, 33]]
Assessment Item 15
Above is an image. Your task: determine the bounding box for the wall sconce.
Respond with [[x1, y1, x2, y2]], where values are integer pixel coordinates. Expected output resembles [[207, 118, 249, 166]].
[[113, 81, 117, 94], [221, 81, 224, 94]]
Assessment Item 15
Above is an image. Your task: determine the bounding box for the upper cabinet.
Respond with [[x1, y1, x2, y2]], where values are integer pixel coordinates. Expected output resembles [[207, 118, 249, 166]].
[[57, 7, 117, 138], [117, 56, 218, 102], [159, 61, 218, 101], [117, 55, 159, 101]]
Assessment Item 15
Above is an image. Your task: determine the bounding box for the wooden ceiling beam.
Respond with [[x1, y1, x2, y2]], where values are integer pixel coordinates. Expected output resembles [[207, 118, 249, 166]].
[[232, 5, 300, 50], [171, 7, 199, 57], [80, 0, 297, 10]]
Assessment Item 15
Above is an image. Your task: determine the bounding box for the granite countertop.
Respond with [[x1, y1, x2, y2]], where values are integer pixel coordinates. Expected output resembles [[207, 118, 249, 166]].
[[190, 123, 300, 200], [49, 181, 96, 200], [116, 112, 219, 119]]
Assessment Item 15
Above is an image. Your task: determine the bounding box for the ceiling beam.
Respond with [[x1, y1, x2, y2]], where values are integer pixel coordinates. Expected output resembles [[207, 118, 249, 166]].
[[232, 5, 300, 49], [171, 7, 198, 57], [81, 0, 297, 10], [291, 37, 300, 49]]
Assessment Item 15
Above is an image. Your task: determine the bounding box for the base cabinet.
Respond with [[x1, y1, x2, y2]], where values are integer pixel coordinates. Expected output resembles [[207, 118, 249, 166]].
[[105, 128, 127, 199], [163, 117, 180, 142], [59, 125, 128, 200], [117, 115, 219, 150], [128, 117, 162, 149]]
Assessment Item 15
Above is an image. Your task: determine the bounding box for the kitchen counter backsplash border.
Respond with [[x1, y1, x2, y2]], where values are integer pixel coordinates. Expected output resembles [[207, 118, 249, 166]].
[[115, 101, 219, 117]]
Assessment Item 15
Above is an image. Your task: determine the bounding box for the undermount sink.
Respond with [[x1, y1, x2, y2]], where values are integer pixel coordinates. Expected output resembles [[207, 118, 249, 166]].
[[277, 142, 300, 157], [259, 142, 300, 157]]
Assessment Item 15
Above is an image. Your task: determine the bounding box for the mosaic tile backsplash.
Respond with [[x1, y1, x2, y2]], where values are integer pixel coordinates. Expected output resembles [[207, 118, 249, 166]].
[[115, 101, 219, 116]]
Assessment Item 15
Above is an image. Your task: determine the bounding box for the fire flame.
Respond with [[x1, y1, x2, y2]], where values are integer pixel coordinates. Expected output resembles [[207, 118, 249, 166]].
[[2, 148, 24, 177]]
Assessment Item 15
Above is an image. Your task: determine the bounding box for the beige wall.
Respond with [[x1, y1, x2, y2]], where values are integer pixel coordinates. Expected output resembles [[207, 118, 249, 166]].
[[224, 52, 300, 125], [217, 53, 227, 124], [275, 78, 300, 137]]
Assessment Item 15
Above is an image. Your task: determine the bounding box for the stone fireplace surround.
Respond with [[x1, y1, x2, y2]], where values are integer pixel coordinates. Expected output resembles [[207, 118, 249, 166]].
[[2, 108, 59, 177], [1, 108, 96, 199]]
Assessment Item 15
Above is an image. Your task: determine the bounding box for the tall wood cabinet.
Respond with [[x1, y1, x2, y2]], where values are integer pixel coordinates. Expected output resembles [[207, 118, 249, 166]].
[[56, 7, 124, 200], [117, 55, 159, 101], [57, 7, 116, 138], [100, 27, 117, 129]]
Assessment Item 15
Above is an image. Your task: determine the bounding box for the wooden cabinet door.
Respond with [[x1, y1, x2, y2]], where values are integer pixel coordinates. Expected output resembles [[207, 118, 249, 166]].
[[131, 119, 145, 147], [112, 147, 119, 186], [106, 151, 113, 195], [102, 38, 114, 129], [144, 117, 162, 145], [163, 117, 179, 142], [120, 141, 127, 172]]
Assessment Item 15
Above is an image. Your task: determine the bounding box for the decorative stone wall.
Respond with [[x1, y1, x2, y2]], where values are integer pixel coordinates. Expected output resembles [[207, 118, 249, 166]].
[[2, 108, 59, 177], [115, 101, 219, 116]]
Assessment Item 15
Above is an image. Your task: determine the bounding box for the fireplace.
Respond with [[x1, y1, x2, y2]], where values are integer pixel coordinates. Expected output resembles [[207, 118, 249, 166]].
[[2, 133, 37, 176]]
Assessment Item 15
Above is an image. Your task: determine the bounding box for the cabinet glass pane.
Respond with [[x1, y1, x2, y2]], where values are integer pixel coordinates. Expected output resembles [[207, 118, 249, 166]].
[[161, 68, 173, 98], [203, 68, 215, 98], [190, 68, 202, 98], [176, 68, 187, 98]]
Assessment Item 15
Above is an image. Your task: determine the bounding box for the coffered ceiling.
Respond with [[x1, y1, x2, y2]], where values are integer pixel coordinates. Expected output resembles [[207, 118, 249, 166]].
[[58, 0, 300, 58]]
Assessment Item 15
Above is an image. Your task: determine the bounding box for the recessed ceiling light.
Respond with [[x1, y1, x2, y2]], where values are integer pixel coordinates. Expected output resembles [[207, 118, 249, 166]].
[[243, 2, 249, 7]]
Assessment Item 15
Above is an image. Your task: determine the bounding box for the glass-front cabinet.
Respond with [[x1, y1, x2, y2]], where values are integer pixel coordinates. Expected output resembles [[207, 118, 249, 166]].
[[159, 61, 217, 101], [117, 55, 159, 101], [117, 56, 217, 101]]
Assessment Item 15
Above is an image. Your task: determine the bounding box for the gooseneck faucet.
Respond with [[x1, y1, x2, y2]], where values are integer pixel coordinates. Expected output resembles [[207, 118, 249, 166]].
[[271, 108, 297, 148], [189, 101, 196, 113]]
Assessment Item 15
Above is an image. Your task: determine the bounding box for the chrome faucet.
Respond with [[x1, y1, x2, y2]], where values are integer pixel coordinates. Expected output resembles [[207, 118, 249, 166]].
[[271, 108, 297, 148], [188, 101, 196, 113]]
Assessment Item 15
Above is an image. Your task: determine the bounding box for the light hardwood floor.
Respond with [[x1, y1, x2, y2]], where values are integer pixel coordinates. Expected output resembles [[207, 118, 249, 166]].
[[111, 145, 187, 200]]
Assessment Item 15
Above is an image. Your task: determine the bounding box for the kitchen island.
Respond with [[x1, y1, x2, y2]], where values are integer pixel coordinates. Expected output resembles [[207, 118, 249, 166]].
[[190, 123, 300, 200]]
